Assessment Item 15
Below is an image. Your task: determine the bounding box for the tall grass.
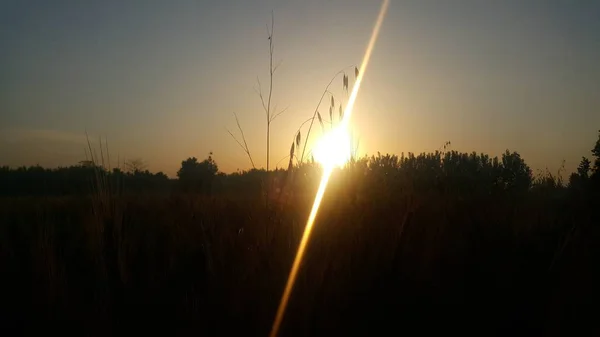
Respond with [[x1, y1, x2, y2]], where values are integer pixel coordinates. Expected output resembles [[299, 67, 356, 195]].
[[1, 150, 598, 335]]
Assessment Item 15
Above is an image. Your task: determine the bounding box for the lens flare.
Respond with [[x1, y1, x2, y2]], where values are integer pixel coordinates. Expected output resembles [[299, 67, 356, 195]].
[[269, 1, 389, 336]]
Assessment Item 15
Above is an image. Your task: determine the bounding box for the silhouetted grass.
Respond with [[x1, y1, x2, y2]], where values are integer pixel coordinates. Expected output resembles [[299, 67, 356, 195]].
[[0, 159, 598, 336]]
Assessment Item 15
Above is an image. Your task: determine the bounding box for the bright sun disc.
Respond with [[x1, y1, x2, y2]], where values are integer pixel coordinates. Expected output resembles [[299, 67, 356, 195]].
[[313, 126, 351, 169]]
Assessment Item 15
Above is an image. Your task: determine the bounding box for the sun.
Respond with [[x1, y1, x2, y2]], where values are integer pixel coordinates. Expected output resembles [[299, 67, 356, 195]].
[[313, 125, 352, 169], [270, 1, 389, 336]]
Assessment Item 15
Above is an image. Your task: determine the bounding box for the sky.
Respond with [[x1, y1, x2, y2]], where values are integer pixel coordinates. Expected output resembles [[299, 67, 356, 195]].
[[1, 0, 599, 177]]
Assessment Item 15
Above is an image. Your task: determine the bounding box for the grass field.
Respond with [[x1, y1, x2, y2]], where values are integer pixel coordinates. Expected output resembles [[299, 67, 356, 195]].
[[1, 151, 598, 336]]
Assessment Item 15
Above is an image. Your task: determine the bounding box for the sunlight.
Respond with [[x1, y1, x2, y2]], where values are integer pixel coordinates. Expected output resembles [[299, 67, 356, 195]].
[[313, 126, 352, 169], [269, 1, 390, 336]]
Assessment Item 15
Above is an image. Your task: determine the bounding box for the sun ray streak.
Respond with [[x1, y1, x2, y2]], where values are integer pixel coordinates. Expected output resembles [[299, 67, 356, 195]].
[[269, 1, 390, 336]]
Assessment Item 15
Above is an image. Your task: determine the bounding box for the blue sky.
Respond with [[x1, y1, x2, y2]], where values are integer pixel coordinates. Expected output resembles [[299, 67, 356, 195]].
[[1, 0, 599, 176]]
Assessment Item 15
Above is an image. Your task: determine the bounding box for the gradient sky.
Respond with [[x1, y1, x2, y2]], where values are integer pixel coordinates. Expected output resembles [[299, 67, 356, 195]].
[[2, 0, 599, 177]]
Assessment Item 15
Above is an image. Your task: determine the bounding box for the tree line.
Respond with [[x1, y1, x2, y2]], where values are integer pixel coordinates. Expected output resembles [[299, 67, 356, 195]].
[[1, 131, 599, 198]]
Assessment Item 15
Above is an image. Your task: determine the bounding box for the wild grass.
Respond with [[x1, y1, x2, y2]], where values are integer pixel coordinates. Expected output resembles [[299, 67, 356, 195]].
[[0, 150, 598, 336], [1, 11, 599, 333]]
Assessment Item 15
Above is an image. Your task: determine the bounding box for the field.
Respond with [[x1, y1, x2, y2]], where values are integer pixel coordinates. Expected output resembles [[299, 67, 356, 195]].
[[1, 148, 599, 337], [4, 1, 600, 336]]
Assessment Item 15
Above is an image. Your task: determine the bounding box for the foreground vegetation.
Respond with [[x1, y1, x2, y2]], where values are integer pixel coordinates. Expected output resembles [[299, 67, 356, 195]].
[[1, 133, 599, 336]]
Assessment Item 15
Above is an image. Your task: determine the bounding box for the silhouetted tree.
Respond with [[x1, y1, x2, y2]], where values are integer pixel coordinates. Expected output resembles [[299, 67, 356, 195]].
[[500, 150, 532, 192], [577, 157, 592, 179], [176, 153, 219, 194], [569, 130, 600, 193], [124, 158, 147, 174], [569, 156, 591, 188]]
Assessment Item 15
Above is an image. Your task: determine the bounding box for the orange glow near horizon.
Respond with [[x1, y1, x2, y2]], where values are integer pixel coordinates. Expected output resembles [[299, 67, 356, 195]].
[[269, 1, 390, 336]]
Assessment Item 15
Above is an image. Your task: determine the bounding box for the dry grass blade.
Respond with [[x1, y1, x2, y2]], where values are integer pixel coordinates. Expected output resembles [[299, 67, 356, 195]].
[[343, 74, 348, 91], [299, 66, 356, 163], [255, 79, 268, 117], [270, 105, 290, 122], [226, 112, 256, 169], [317, 111, 324, 131]]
